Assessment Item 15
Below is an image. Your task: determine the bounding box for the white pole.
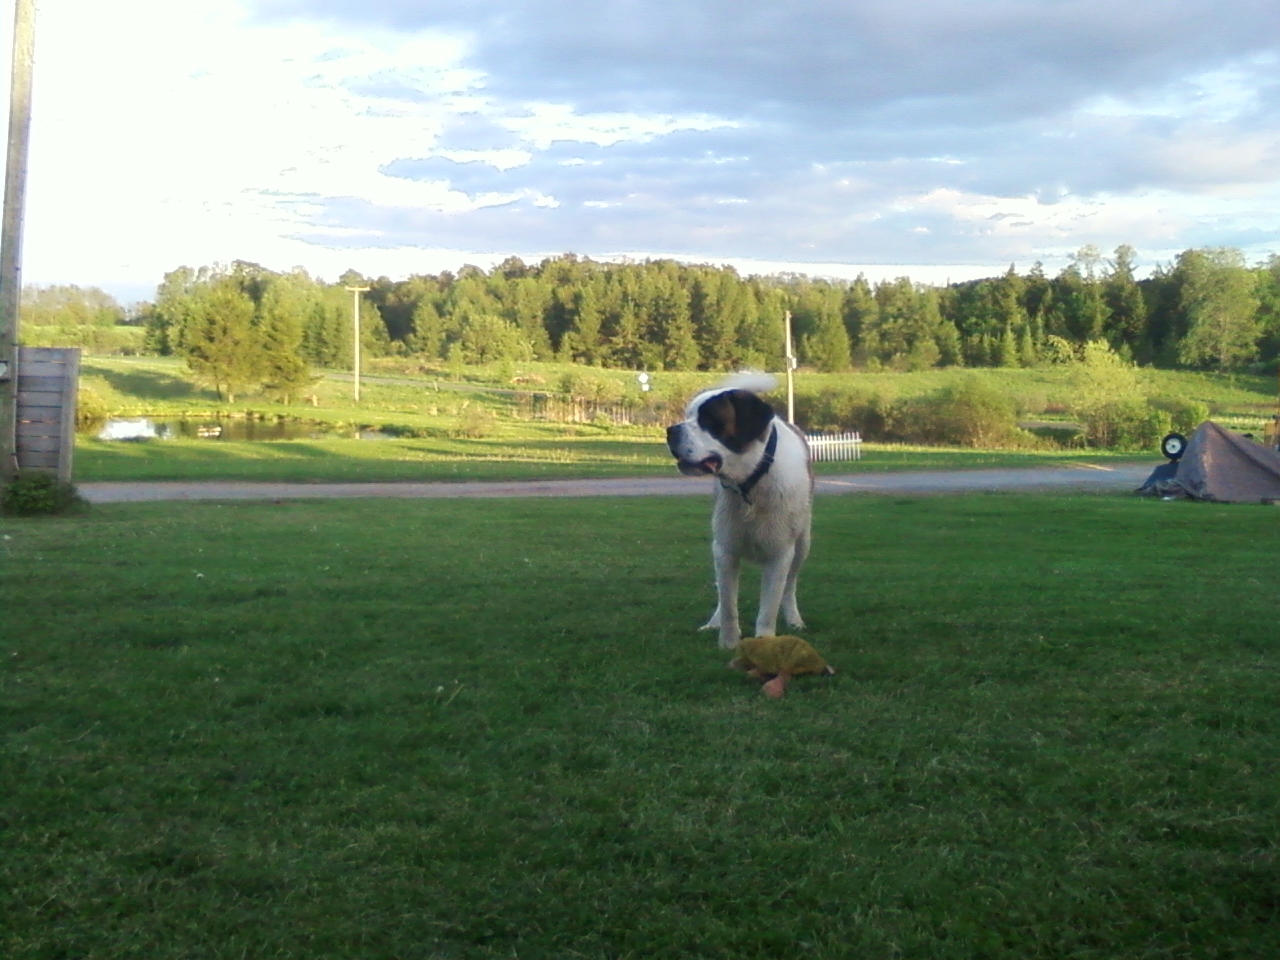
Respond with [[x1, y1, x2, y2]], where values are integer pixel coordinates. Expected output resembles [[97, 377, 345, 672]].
[[345, 285, 370, 403], [0, 0, 36, 481], [783, 310, 796, 424]]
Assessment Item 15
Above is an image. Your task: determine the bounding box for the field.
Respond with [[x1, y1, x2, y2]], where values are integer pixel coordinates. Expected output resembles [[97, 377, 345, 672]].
[[3, 493, 1277, 958], [80, 355, 1280, 432], [72, 355, 1249, 483], [75, 436, 1155, 484]]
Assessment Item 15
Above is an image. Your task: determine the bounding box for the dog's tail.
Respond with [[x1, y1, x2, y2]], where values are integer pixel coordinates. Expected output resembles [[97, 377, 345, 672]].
[[716, 370, 778, 394]]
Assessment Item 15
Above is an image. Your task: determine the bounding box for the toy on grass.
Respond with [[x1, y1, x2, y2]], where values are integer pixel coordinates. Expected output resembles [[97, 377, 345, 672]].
[[728, 635, 835, 699]]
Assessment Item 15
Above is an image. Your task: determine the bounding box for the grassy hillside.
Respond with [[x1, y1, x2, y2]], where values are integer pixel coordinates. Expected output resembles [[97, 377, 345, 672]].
[[80, 355, 1280, 430]]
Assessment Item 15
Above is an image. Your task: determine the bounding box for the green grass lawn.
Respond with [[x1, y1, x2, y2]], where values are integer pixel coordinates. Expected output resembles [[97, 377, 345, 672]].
[[73, 436, 1153, 483], [3, 493, 1277, 958]]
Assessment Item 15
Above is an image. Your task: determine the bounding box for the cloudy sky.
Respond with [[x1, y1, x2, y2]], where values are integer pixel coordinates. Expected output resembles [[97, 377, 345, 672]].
[[9, 0, 1280, 300]]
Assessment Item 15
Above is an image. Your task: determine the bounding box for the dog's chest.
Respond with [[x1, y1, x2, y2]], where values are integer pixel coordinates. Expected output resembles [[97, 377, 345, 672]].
[[714, 488, 805, 560]]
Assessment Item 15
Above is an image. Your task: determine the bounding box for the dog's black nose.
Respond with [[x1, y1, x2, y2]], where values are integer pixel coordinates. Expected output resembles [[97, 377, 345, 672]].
[[666, 424, 683, 449]]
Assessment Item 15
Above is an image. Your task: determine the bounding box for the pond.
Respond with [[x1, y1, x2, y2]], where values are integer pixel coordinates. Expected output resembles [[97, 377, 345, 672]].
[[95, 418, 392, 442]]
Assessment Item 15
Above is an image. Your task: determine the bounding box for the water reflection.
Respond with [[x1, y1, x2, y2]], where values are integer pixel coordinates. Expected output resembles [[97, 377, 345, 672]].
[[96, 417, 367, 441]]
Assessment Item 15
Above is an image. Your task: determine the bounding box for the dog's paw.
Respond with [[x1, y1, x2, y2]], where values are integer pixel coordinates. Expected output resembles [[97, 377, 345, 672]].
[[699, 612, 722, 631], [783, 615, 806, 629], [717, 632, 741, 650]]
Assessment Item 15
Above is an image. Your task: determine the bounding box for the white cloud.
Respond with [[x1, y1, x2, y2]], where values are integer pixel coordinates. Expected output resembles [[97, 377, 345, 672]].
[[3, 0, 1279, 300]]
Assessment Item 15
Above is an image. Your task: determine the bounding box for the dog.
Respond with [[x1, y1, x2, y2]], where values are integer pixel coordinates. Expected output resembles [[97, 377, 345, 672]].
[[666, 373, 813, 649]]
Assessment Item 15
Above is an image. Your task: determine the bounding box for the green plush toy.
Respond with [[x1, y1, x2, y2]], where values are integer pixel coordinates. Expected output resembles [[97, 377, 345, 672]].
[[728, 636, 835, 698]]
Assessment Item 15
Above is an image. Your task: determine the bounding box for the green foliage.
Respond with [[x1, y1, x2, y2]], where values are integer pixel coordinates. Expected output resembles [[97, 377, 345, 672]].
[[450, 404, 496, 439], [1080, 399, 1171, 451], [891, 377, 1020, 447], [130, 242, 1280, 382], [176, 277, 261, 402], [793, 387, 889, 437], [1069, 340, 1171, 449], [1174, 248, 1262, 371], [1, 472, 85, 516], [559, 370, 626, 403], [1150, 396, 1210, 436], [75, 385, 112, 431], [21, 284, 124, 327], [17, 285, 141, 355], [457, 312, 535, 363]]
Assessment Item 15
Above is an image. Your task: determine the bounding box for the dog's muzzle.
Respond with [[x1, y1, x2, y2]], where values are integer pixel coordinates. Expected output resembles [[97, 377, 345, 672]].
[[667, 424, 722, 476]]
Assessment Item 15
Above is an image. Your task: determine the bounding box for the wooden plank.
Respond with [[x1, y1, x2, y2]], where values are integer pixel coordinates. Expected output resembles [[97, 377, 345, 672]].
[[19, 452, 58, 469], [59, 350, 79, 481], [16, 375, 65, 392], [16, 407, 61, 423], [17, 420, 61, 438], [16, 389, 62, 406], [19, 347, 74, 365], [18, 434, 60, 452], [16, 360, 69, 377]]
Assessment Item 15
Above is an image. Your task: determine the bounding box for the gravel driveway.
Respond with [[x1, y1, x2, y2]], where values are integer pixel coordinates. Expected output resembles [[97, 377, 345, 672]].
[[79, 464, 1154, 503]]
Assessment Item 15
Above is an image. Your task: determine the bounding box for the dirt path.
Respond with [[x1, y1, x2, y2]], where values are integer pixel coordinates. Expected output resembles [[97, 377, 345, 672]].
[[79, 464, 1153, 503]]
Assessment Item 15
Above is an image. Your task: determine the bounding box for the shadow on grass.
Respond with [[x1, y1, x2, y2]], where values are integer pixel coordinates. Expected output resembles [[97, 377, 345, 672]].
[[82, 361, 215, 402]]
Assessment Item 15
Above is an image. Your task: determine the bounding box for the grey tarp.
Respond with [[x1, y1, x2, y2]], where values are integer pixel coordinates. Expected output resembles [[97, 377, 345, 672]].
[[1139, 420, 1280, 503]]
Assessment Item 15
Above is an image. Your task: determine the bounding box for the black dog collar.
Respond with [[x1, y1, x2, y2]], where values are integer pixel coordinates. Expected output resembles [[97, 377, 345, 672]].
[[719, 423, 778, 505]]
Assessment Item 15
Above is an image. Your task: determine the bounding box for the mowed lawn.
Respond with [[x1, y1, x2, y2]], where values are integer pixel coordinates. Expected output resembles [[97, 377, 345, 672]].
[[2, 494, 1277, 959], [73, 435, 1152, 483]]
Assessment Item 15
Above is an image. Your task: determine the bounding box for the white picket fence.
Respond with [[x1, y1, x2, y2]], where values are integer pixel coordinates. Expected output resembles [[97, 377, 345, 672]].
[[805, 431, 862, 462]]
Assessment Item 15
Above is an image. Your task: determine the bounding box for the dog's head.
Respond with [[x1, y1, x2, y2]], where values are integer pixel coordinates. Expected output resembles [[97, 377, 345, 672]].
[[666, 380, 777, 477]]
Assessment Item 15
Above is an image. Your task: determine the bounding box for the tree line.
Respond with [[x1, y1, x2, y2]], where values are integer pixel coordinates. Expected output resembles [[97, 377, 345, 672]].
[[24, 245, 1280, 394]]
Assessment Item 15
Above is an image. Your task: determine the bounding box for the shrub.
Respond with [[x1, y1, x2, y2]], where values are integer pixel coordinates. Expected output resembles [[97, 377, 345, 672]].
[[451, 405, 496, 439], [1079, 400, 1171, 451], [792, 387, 890, 438], [889, 377, 1019, 447], [75, 385, 112, 432], [559, 371, 625, 404], [1149, 396, 1210, 436], [1, 472, 87, 516]]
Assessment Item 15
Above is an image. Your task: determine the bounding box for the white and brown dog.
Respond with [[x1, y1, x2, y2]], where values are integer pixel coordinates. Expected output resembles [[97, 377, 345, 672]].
[[666, 373, 813, 649]]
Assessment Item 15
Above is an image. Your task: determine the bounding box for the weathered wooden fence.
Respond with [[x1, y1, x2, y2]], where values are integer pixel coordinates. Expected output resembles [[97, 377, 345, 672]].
[[805, 431, 862, 462], [515, 392, 666, 426], [16, 346, 78, 481]]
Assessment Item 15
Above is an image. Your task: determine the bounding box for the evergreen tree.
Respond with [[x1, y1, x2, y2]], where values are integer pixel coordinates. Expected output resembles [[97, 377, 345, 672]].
[[407, 300, 447, 359], [178, 277, 261, 402], [996, 325, 1019, 368], [256, 275, 313, 403], [842, 275, 876, 363], [563, 284, 605, 365], [1104, 244, 1148, 353]]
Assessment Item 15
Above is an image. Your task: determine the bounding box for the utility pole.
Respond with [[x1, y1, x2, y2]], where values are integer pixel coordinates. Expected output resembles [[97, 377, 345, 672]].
[[344, 285, 370, 403], [0, 0, 37, 482], [783, 310, 797, 424]]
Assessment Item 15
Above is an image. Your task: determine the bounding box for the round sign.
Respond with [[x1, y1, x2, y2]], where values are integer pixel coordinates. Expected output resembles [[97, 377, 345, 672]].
[[1161, 432, 1187, 461], [637, 373, 650, 384]]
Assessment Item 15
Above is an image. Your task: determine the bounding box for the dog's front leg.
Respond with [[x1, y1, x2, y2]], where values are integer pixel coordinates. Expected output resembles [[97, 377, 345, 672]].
[[701, 546, 742, 648], [755, 543, 797, 639]]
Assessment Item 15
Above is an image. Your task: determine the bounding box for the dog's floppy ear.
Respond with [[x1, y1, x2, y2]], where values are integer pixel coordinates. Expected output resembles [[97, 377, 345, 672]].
[[729, 390, 776, 449], [698, 389, 775, 454]]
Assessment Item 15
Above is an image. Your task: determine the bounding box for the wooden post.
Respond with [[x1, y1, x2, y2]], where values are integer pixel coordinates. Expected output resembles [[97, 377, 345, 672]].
[[345, 285, 370, 403], [783, 310, 796, 424], [0, 0, 37, 482]]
